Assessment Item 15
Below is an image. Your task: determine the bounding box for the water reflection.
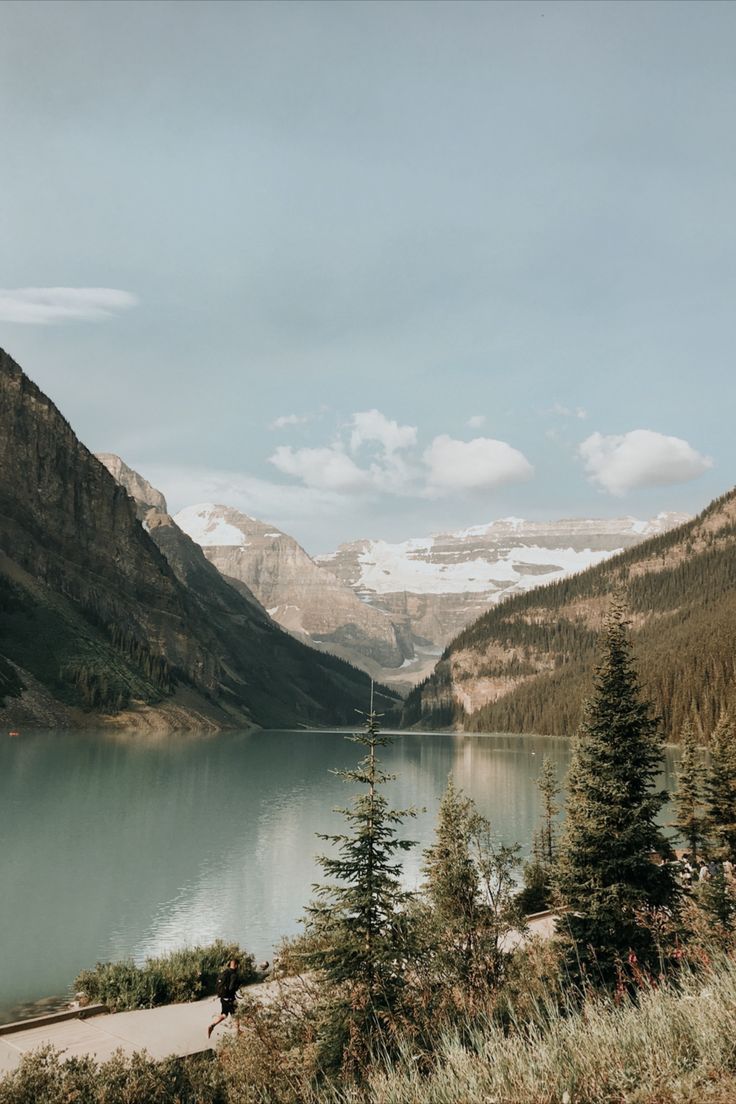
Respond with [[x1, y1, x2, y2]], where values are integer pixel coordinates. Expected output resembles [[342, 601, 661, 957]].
[[0, 728, 680, 1019]]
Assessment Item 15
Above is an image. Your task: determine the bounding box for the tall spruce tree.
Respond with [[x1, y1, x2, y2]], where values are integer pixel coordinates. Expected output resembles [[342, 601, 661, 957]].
[[305, 708, 416, 1067], [557, 595, 677, 986], [673, 719, 707, 862], [704, 709, 736, 859], [423, 777, 523, 993], [519, 756, 561, 913], [536, 755, 560, 866], [422, 776, 479, 983]]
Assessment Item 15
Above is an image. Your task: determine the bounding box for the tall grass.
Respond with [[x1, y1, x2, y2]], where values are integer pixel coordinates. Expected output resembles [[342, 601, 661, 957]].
[[75, 940, 255, 1011], [339, 954, 736, 1104]]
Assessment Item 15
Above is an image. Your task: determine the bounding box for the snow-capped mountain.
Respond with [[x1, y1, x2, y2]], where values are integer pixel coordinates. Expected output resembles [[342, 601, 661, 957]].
[[174, 504, 411, 670], [316, 513, 690, 680]]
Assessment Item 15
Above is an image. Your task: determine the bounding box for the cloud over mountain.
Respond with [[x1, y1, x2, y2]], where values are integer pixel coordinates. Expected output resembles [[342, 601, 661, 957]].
[[424, 434, 534, 495], [579, 429, 713, 495], [269, 444, 372, 492], [0, 287, 138, 324]]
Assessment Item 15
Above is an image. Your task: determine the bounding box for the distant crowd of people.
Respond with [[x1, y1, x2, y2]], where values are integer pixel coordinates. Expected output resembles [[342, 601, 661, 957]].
[[662, 853, 735, 889]]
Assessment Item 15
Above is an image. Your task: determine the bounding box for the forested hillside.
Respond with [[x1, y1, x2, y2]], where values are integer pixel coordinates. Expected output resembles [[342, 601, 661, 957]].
[[403, 488, 736, 740]]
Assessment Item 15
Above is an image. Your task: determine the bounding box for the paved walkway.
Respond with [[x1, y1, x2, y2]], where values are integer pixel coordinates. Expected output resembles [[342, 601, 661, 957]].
[[0, 915, 561, 1079], [0, 977, 288, 1078], [502, 907, 561, 951]]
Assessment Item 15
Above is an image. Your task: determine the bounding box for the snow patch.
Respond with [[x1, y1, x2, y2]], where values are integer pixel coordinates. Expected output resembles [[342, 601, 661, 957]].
[[356, 540, 619, 595], [173, 503, 248, 547]]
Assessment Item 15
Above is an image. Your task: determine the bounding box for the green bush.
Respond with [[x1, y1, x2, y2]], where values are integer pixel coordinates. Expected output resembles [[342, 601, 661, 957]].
[[0, 1047, 228, 1104], [75, 940, 255, 1011]]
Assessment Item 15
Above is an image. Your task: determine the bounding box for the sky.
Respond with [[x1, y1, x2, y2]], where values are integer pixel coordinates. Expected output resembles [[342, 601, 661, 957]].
[[1, 0, 734, 554]]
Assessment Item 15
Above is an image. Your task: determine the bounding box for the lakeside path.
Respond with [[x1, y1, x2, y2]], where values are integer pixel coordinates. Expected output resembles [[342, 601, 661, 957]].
[[0, 912, 558, 1078], [0, 975, 291, 1078]]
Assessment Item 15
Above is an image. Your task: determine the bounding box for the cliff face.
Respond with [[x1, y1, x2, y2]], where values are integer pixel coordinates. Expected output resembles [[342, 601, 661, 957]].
[[174, 504, 410, 669], [404, 489, 736, 741], [96, 453, 168, 514], [0, 349, 395, 729]]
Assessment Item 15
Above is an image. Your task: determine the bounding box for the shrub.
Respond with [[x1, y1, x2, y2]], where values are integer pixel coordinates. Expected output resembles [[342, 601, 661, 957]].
[[75, 940, 255, 1011], [0, 1046, 227, 1104], [220, 980, 323, 1103]]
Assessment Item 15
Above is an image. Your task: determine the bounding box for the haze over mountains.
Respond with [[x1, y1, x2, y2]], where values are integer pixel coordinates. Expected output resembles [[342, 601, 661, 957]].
[[0, 347, 718, 739], [0, 349, 393, 731], [173, 503, 687, 686]]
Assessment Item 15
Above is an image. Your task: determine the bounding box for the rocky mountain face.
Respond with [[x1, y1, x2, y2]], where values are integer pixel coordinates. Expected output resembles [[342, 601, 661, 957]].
[[403, 490, 736, 741], [174, 504, 412, 671], [95, 453, 167, 514], [317, 514, 688, 680], [96, 456, 265, 617], [0, 348, 395, 730]]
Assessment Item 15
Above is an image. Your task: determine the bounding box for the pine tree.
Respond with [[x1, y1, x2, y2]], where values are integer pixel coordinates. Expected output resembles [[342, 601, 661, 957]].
[[519, 757, 561, 914], [422, 777, 481, 985], [704, 710, 736, 859], [423, 777, 523, 993], [557, 595, 678, 987], [696, 867, 736, 944], [673, 719, 707, 862], [536, 755, 560, 865], [305, 709, 417, 1068]]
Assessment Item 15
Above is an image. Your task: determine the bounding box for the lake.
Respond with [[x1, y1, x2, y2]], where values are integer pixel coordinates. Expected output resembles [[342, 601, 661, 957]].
[[0, 728, 681, 1021]]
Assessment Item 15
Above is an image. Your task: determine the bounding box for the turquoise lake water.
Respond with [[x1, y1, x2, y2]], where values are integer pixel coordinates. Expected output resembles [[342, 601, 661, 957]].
[[0, 728, 681, 1020]]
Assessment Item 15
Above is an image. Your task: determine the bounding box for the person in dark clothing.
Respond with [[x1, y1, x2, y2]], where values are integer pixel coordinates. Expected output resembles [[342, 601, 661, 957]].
[[208, 957, 241, 1039]]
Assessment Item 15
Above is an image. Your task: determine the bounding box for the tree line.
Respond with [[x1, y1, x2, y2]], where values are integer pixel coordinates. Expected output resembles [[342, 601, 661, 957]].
[[405, 489, 736, 740]]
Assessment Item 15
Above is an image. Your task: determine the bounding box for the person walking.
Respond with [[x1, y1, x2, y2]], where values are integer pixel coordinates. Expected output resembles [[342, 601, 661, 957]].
[[208, 957, 241, 1039]]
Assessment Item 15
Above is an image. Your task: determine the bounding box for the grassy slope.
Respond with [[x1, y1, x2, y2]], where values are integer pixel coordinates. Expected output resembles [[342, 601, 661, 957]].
[[356, 955, 736, 1104]]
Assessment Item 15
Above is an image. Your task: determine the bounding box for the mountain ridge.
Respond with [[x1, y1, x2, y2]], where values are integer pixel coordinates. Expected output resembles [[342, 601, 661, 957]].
[[0, 349, 396, 730], [174, 503, 413, 670], [402, 487, 736, 740]]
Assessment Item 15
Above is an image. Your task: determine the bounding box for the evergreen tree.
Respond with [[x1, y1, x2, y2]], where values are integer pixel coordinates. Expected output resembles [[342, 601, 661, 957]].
[[518, 757, 561, 913], [696, 867, 736, 945], [305, 709, 417, 1068], [557, 595, 678, 987], [673, 719, 707, 862], [422, 777, 481, 985], [704, 710, 736, 859], [423, 777, 523, 993]]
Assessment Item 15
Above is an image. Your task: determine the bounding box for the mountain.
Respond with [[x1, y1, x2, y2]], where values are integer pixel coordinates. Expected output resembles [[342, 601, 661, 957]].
[[174, 504, 412, 672], [403, 489, 736, 741], [95, 453, 167, 514], [318, 514, 688, 681], [0, 348, 397, 730], [95, 456, 265, 620]]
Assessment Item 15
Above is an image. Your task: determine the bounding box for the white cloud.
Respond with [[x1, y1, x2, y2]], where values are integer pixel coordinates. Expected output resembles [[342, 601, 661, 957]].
[[269, 412, 312, 430], [578, 429, 713, 495], [0, 287, 138, 324], [269, 444, 372, 492], [423, 434, 534, 495], [268, 412, 533, 500], [466, 414, 486, 429], [349, 409, 417, 455], [143, 463, 348, 525], [550, 402, 587, 420]]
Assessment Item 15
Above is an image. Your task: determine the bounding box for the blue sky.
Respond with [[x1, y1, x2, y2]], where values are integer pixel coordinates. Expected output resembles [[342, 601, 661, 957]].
[[1, 0, 734, 553]]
